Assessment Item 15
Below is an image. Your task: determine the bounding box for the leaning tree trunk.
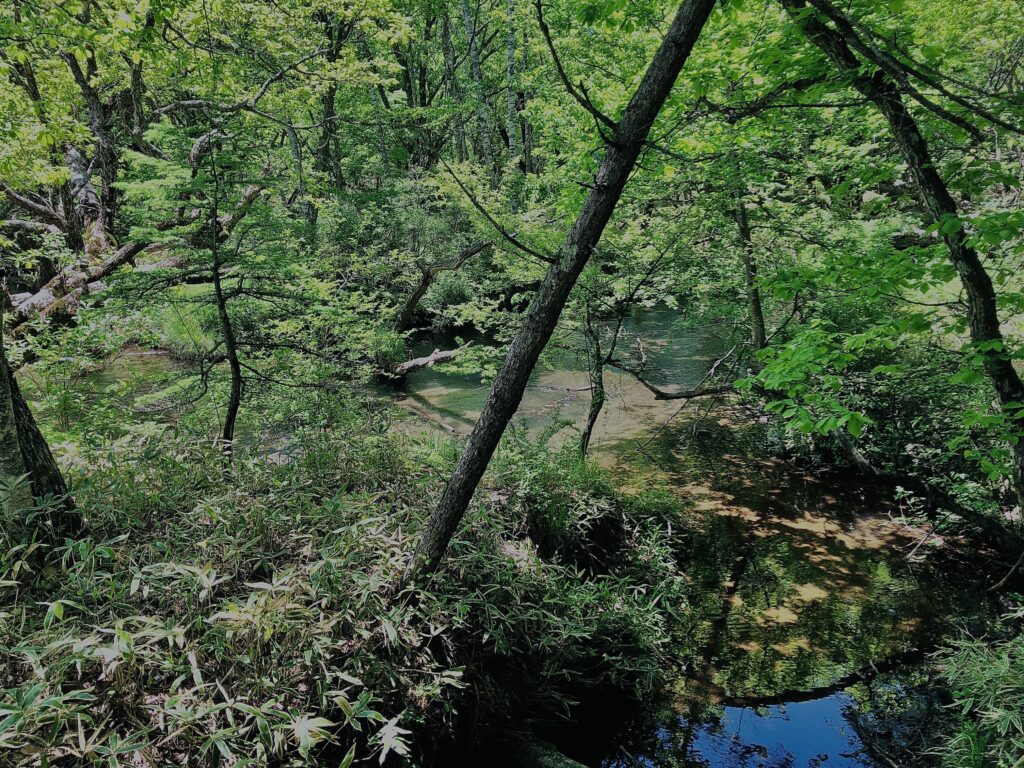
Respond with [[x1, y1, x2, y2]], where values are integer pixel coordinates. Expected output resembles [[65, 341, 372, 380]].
[[782, 0, 1024, 510], [580, 304, 606, 458], [393, 241, 491, 332], [410, 0, 719, 579], [211, 238, 243, 455]]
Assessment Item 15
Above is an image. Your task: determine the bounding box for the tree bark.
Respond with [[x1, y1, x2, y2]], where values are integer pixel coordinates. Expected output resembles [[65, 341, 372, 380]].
[[0, 354, 32, 515], [393, 344, 472, 376], [1, 339, 77, 533], [781, 0, 1024, 510], [314, 12, 347, 190], [62, 50, 119, 248], [442, 14, 469, 163], [733, 186, 767, 355], [410, 0, 719, 578], [212, 257, 243, 453], [393, 241, 491, 332], [8, 241, 153, 327], [519, 29, 535, 174], [459, 0, 495, 178], [505, 0, 519, 160], [580, 304, 605, 458]]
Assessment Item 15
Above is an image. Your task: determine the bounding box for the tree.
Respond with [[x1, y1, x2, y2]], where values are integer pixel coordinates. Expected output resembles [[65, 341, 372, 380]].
[[0, 304, 76, 534], [411, 0, 720, 578], [780, 0, 1024, 509]]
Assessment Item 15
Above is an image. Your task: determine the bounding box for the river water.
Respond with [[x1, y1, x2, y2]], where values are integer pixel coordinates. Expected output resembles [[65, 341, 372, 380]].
[[394, 307, 730, 449], [44, 307, 992, 767]]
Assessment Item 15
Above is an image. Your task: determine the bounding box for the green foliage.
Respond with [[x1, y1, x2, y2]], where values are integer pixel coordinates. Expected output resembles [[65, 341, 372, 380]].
[[3, 0, 1024, 763], [0, 406, 690, 765], [938, 612, 1024, 768]]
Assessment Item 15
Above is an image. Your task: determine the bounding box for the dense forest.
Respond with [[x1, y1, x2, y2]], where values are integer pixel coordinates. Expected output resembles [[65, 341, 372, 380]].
[[2, 0, 1024, 764]]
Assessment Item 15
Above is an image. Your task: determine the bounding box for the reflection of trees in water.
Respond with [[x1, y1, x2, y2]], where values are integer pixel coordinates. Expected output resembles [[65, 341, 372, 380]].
[[655, 413, 966, 704], [598, 407, 993, 768], [844, 682, 950, 767]]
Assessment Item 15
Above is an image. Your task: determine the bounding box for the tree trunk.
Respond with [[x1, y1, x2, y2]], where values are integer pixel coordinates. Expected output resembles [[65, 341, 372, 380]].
[[442, 14, 469, 163], [317, 83, 343, 188], [66, 144, 113, 257], [782, 0, 1024, 509], [62, 51, 118, 249], [1, 342, 77, 533], [315, 13, 346, 189], [394, 267, 435, 333], [411, 0, 719, 578], [393, 344, 472, 376], [520, 29, 535, 174], [580, 305, 605, 458], [0, 355, 32, 515], [733, 186, 767, 355], [459, 0, 495, 179], [212, 254, 243, 454], [8, 241, 153, 327], [505, 0, 519, 160], [393, 241, 491, 333]]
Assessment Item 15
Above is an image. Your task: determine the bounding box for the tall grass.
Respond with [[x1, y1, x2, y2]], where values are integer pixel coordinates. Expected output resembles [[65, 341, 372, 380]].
[[1, 409, 691, 766]]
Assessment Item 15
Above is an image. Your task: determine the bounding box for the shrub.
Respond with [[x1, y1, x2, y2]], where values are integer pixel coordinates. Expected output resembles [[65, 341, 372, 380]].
[[0, 411, 690, 766]]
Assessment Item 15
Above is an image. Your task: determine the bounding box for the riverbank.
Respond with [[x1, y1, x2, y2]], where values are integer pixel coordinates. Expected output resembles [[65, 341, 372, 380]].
[[7, 329, 1008, 767]]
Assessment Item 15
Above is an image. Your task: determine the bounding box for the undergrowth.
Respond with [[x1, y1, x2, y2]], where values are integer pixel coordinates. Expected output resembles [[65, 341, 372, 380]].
[[0, 408, 689, 766]]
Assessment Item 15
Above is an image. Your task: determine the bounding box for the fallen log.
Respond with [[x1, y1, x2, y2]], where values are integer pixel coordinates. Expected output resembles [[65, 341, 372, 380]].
[[9, 241, 155, 325], [392, 343, 471, 376], [7, 181, 266, 328]]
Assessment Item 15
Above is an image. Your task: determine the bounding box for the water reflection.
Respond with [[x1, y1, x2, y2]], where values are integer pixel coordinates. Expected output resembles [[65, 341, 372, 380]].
[[55, 309, 989, 766], [395, 309, 990, 768], [607, 693, 872, 768], [578, 411, 985, 768]]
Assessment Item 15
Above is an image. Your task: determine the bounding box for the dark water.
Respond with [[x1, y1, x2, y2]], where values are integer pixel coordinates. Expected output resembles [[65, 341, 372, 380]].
[[609, 694, 872, 768], [680, 695, 869, 768]]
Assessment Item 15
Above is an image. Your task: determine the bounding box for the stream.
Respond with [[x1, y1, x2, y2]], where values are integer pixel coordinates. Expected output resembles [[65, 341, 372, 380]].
[[39, 307, 994, 767]]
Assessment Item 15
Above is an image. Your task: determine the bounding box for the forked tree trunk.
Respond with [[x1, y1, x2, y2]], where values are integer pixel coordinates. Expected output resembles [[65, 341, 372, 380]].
[[410, 0, 719, 579], [393, 241, 491, 332], [782, 0, 1024, 510]]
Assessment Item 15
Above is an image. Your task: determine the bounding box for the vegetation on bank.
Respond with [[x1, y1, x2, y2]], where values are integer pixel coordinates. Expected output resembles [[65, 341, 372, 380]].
[[2, 0, 1024, 764], [1, 405, 694, 765]]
